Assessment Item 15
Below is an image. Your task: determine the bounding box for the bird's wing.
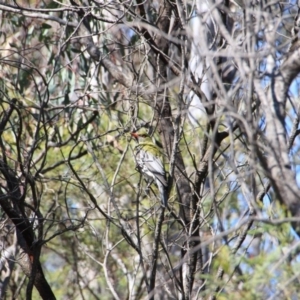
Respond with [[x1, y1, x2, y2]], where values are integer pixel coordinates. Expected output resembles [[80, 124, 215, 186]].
[[136, 147, 167, 187]]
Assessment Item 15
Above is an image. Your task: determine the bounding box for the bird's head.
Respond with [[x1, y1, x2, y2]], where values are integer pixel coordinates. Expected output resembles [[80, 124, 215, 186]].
[[131, 128, 151, 143]]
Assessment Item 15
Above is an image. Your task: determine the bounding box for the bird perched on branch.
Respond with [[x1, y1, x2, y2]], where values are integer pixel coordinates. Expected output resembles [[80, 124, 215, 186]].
[[131, 129, 168, 207]]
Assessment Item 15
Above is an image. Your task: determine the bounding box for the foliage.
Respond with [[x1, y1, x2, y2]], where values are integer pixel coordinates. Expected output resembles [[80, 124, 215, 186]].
[[1, 0, 300, 299]]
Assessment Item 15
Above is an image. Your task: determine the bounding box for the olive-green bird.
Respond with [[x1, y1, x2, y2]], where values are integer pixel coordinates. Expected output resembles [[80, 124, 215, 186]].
[[131, 129, 168, 207]]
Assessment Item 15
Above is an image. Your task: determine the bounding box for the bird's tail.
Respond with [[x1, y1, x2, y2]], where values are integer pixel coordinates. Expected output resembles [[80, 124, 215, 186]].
[[156, 180, 168, 207]]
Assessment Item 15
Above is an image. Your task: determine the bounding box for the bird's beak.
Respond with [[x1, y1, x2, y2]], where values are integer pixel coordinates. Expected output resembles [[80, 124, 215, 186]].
[[131, 132, 139, 141]]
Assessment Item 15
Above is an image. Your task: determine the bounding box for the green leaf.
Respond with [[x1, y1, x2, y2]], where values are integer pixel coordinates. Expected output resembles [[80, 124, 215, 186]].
[[41, 23, 52, 29], [71, 48, 82, 53]]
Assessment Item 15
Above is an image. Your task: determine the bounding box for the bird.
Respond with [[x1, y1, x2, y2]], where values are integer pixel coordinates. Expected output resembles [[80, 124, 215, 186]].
[[131, 129, 168, 207]]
